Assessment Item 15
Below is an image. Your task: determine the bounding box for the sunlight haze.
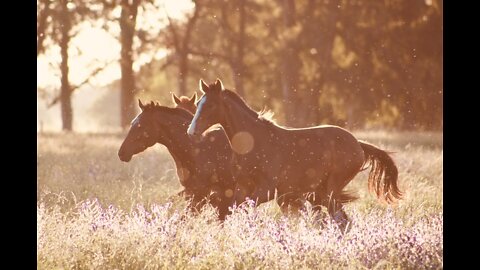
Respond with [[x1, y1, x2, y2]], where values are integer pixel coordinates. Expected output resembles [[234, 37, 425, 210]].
[[37, 0, 194, 132]]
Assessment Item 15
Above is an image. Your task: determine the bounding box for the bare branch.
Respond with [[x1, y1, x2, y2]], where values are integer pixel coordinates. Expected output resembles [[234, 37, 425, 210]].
[[220, 3, 237, 42], [156, 54, 176, 71], [161, 4, 181, 51], [189, 49, 230, 62], [47, 60, 116, 108], [182, 1, 202, 52]]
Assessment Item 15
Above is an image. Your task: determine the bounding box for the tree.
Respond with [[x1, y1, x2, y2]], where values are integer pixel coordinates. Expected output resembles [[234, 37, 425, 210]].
[[163, 0, 202, 96], [173, 0, 259, 99], [38, 0, 106, 131], [119, 0, 141, 128], [291, 0, 341, 127], [58, 0, 73, 131], [336, 0, 443, 130], [215, 0, 249, 96], [131, 0, 443, 130], [279, 0, 301, 126]]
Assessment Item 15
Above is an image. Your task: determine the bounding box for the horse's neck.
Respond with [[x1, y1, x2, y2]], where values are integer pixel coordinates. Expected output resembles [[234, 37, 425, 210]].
[[168, 144, 194, 188], [152, 113, 195, 166], [221, 95, 275, 141]]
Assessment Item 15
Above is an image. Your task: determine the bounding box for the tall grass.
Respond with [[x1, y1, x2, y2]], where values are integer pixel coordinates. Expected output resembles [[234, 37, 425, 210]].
[[37, 131, 443, 269]]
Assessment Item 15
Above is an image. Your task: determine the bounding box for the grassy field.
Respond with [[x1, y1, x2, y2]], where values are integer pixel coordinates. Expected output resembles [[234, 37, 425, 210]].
[[37, 131, 443, 269]]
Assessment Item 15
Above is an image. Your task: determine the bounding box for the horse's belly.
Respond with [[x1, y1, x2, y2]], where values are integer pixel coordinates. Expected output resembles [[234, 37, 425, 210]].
[[276, 161, 330, 193]]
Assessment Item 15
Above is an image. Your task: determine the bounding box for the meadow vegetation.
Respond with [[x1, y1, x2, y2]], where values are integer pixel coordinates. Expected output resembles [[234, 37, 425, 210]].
[[37, 131, 442, 269]]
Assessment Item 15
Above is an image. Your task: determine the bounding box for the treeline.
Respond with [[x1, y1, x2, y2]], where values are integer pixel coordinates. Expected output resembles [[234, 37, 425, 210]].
[[38, 0, 442, 131]]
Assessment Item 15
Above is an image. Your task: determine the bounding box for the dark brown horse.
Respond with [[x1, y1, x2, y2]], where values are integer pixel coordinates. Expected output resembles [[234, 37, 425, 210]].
[[173, 92, 197, 114], [118, 100, 235, 220], [187, 79, 402, 227]]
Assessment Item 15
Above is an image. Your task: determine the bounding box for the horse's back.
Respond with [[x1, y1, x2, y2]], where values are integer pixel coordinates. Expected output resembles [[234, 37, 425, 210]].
[[286, 124, 352, 136], [283, 125, 359, 147], [280, 124, 364, 170]]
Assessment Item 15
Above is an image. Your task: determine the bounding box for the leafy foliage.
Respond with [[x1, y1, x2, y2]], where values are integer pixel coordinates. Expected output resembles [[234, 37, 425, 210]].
[[38, 0, 442, 131]]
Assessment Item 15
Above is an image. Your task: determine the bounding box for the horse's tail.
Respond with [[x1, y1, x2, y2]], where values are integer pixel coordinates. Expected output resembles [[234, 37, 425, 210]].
[[359, 140, 403, 203], [336, 190, 358, 204]]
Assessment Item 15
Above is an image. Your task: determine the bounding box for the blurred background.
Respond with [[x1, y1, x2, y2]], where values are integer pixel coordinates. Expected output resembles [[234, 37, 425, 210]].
[[37, 0, 442, 133]]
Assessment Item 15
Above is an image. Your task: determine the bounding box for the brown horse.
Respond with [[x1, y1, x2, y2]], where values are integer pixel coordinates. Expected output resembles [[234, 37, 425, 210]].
[[118, 100, 235, 220], [187, 79, 402, 227], [173, 92, 197, 114]]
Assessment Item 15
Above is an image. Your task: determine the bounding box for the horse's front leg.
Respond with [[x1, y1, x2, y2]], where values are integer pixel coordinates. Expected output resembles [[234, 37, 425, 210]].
[[232, 182, 274, 208], [232, 172, 275, 206], [233, 182, 250, 206], [247, 173, 277, 205], [248, 184, 276, 205]]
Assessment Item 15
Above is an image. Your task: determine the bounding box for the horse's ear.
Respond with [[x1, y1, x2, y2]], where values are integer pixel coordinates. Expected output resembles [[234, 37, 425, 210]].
[[199, 79, 209, 93], [213, 78, 224, 92], [138, 99, 145, 110], [172, 93, 181, 105], [189, 92, 197, 103]]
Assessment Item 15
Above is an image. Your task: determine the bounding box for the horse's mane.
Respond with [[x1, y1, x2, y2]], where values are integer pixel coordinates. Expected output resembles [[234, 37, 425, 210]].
[[222, 89, 276, 125], [142, 101, 193, 119]]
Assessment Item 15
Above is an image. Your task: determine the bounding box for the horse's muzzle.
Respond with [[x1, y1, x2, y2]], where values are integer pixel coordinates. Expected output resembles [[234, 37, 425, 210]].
[[118, 150, 132, 162]]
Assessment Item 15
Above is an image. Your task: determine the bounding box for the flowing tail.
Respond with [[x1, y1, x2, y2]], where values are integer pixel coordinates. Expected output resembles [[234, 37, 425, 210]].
[[359, 140, 403, 203]]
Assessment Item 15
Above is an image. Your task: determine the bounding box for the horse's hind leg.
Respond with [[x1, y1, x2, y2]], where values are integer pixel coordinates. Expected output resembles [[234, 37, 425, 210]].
[[323, 171, 357, 233], [276, 192, 306, 215], [322, 195, 350, 233], [183, 191, 209, 216], [329, 201, 349, 231], [303, 191, 332, 226], [305, 191, 323, 212]]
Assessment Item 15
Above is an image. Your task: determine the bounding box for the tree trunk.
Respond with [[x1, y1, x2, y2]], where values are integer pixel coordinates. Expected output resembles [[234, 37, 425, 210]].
[[60, 0, 72, 131], [119, 0, 139, 128], [303, 84, 321, 126], [304, 0, 340, 126], [232, 0, 246, 97], [281, 0, 301, 126], [177, 2, 201, 96], [232, 64, 245, 97], [402, 88, 416, 130], [178, 51, 188, 96]]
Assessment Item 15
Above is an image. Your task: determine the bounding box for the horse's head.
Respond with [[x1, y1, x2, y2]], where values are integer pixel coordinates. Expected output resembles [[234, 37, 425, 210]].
[[118, 100, 160, 162], [172, 92, 197, 114], [187, 79, 224, 140]]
